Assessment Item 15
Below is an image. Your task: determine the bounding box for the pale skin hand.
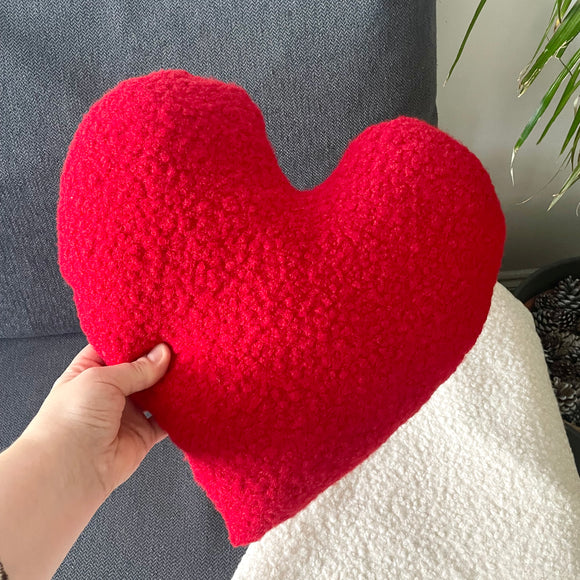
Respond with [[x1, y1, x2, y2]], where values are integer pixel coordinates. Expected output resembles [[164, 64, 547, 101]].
[[0, 341, 171, 579]]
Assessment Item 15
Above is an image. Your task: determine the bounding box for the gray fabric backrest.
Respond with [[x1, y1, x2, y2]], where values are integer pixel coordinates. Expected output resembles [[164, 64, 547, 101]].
[[0, 1, 437, 340]]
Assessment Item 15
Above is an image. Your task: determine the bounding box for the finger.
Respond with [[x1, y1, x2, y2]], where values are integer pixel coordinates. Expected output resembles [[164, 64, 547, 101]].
[[57, 343, 106, 383], [121, 399, 167, 449], [123, 400, 168, 444], [94, 343, 171, 397]]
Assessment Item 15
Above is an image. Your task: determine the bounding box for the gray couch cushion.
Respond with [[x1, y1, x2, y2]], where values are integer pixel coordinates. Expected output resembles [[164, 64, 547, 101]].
[[0, 0, 437, 340], [0, 1, 437, 578]]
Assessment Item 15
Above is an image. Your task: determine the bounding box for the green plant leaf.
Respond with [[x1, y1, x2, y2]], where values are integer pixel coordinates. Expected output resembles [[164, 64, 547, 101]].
[[519, 3, 580, 95], [561, 100, 580, 153], [447, 0, 580, 210], [548, 160, 580, 209], [568, 115, 580, 171], [444, 0, 488, 85], [558, 0, 574, 23], [537, 61, 580, 144], [521, 1, 573, 72], [510, 48, 580, 174], [528, 3, 562, 66]]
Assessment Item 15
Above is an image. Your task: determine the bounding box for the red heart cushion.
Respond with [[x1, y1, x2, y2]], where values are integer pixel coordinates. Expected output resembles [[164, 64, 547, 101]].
[[57, 69, 505, 546]]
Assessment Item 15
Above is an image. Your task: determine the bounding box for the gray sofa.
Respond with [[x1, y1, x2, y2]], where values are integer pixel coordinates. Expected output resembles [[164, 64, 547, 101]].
[[0, 2, 437, 577]]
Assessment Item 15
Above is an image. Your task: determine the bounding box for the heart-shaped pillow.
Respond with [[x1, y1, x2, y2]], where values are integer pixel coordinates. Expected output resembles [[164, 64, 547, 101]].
[[57, 69, 505, 546]]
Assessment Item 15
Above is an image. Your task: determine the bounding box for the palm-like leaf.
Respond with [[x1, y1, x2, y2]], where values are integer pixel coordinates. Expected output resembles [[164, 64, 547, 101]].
[[447, 0, 580, 209], [536, 56, 580, 146], [518, 3, 580, 94], [511, 48, 580, 164], [444, 0, 488, 86]]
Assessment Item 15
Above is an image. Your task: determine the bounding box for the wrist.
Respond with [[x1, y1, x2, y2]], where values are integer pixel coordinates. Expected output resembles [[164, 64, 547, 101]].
[[0, 433, 107, 579], [17, 423, 109, 507]]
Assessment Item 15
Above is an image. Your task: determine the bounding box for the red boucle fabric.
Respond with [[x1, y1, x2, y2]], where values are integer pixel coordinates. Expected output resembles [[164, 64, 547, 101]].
[[57, 69, 505, 546]]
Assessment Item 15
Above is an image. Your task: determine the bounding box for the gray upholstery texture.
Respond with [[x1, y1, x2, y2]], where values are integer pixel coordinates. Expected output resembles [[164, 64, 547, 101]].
[[0, 1, 437, 578]]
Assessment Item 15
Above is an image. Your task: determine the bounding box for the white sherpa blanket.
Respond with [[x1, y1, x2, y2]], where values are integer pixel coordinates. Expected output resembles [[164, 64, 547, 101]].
[[232, 283, 580, 579]]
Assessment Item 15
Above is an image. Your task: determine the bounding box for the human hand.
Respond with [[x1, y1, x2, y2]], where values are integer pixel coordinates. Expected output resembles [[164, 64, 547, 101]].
[[0, 342, 171, 578], [20, 342, 171, 498]]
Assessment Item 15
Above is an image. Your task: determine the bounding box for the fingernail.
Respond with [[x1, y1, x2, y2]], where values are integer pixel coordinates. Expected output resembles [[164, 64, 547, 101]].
[[147, 343, 165, 363]]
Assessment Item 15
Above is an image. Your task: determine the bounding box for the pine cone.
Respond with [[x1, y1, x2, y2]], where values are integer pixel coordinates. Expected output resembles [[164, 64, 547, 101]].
[[570, 333, 580, 352], [530, 276, 580, 429], [551, 376, 580, 422], [552, 275, 580, 312], [533, 309, 578, 334], [554, 331, 578, 358], [533, 309, 559, 334], [549, 358, 576, 380], [533, 290, 559, 312], [541, 331, 560, 351], [567, 408, 580, 427], [541, 332, 561, 364], [557, 309, 578, 331], [551, 332, 580, 364], [559, 347, 580, 367]]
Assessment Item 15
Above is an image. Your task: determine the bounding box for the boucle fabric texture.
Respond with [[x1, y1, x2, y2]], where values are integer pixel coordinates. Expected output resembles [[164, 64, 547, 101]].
[[56, 69, 505, 545], [233, 283, 580, 580]]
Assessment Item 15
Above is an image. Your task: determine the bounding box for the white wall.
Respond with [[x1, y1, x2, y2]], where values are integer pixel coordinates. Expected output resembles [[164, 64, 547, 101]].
[[437, 0, 580, 272]]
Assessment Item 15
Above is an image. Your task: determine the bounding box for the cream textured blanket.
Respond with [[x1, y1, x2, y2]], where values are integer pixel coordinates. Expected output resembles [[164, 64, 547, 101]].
[[233, 283, 580, 579]]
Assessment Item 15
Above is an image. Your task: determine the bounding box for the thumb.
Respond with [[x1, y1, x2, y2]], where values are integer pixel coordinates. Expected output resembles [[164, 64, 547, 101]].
[[96, 343, 172, 397]]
